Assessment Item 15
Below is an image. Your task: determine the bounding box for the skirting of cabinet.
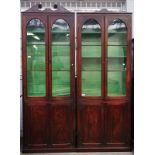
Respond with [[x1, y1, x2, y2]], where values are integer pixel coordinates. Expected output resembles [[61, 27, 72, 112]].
[[22, 146, 132, 153]]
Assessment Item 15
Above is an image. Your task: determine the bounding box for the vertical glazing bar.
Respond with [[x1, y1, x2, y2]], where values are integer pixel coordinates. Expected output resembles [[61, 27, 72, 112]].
[[75, 12, 77, 76]]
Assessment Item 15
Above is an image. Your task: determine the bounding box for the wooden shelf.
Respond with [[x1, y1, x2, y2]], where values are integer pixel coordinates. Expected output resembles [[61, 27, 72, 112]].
[[52, 42, 70, 45], [52, 31, 70, 34], [27, 42, 45, 45], [108, 56, 127, 58], [82, 32, 101, 34], [108, 69, 126, 72]]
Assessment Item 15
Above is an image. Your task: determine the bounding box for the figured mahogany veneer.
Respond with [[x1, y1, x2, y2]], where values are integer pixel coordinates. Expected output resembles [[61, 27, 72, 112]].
[[22, 4, 133, 152]]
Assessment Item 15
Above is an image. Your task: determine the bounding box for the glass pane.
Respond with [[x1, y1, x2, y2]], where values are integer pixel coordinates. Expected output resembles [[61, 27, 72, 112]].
[[52, 45, 70, 70], [26, 19, 46, 96], [52, 45, 70, 56], [107, 19, 127, 96], [108, 71, 126, 96], [82, 19, 101, 96], [27, 71, 45, 84], [108, 58, 126, 71], [52, 55, 70, 70], [82, 19, 101, 45], [52, 19, 70, 96], [108, 46, 127, 57], [27, 71, 46, 96], [82, 58, 101, 71], [108, 19, 127, 45], [82, 19, 101, 33], [52, 71, 70, 96], [82, 71, 101, 96], [27, 19, 45, 43], [52, 19, 70, 45], [82, 33, 101, 45], [27, 84, 45, 96], [82, 46, 101, 57], [27, 45, 45, 71]]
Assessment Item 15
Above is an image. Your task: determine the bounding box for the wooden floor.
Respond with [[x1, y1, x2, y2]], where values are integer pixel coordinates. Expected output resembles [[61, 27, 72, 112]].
[[21, 152, 134, 155]]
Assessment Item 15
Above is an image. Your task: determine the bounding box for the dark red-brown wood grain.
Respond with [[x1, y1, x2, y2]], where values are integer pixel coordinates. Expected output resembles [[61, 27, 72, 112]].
[[22, 6, 133, 152]]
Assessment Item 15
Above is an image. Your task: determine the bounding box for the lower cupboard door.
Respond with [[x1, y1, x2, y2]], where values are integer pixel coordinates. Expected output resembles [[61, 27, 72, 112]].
[[49, 100, 75, 148], [104, 102, 131, 147], [77, 101, 131, 149], [77, 100, 104, 147], [24, 103, 49, 148]]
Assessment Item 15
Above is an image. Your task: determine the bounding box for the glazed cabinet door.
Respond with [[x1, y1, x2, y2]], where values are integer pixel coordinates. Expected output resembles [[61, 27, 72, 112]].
[[48, 14, 75, 148], [104, 15, 132, 147], [77, 14, 132, 149], [77, 14, 105, 147], [22, 14, 49, 148]]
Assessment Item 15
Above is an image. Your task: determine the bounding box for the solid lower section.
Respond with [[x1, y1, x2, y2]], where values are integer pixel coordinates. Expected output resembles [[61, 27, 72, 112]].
[[22, 99, 132, 153]]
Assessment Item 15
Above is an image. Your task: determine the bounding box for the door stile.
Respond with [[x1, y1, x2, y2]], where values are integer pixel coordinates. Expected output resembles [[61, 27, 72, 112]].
[[101, 15, 106, 145], [46, 14, 52, 147]]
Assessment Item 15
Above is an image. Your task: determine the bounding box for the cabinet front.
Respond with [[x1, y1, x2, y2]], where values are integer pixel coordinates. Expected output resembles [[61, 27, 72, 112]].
[[22, 11, 132, 152], [77, 13, 132, 148]]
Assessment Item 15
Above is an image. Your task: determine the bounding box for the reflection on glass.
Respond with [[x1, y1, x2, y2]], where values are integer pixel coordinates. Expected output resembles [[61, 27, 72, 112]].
[[108, 19, 127, 45], [27, 45, 45, 70], [27, 19, 45, 43], [82, 19, 101, 96], [26, 19, 46, 96], [52, 19, 70, 45], [107, 19, 127, 96], [52, 19, 70, 96], [82, 19, 101, 45]]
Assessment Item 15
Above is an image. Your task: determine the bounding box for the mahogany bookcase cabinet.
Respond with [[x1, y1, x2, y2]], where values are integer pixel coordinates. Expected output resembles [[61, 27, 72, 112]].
[[21, 4, 132, 153]]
